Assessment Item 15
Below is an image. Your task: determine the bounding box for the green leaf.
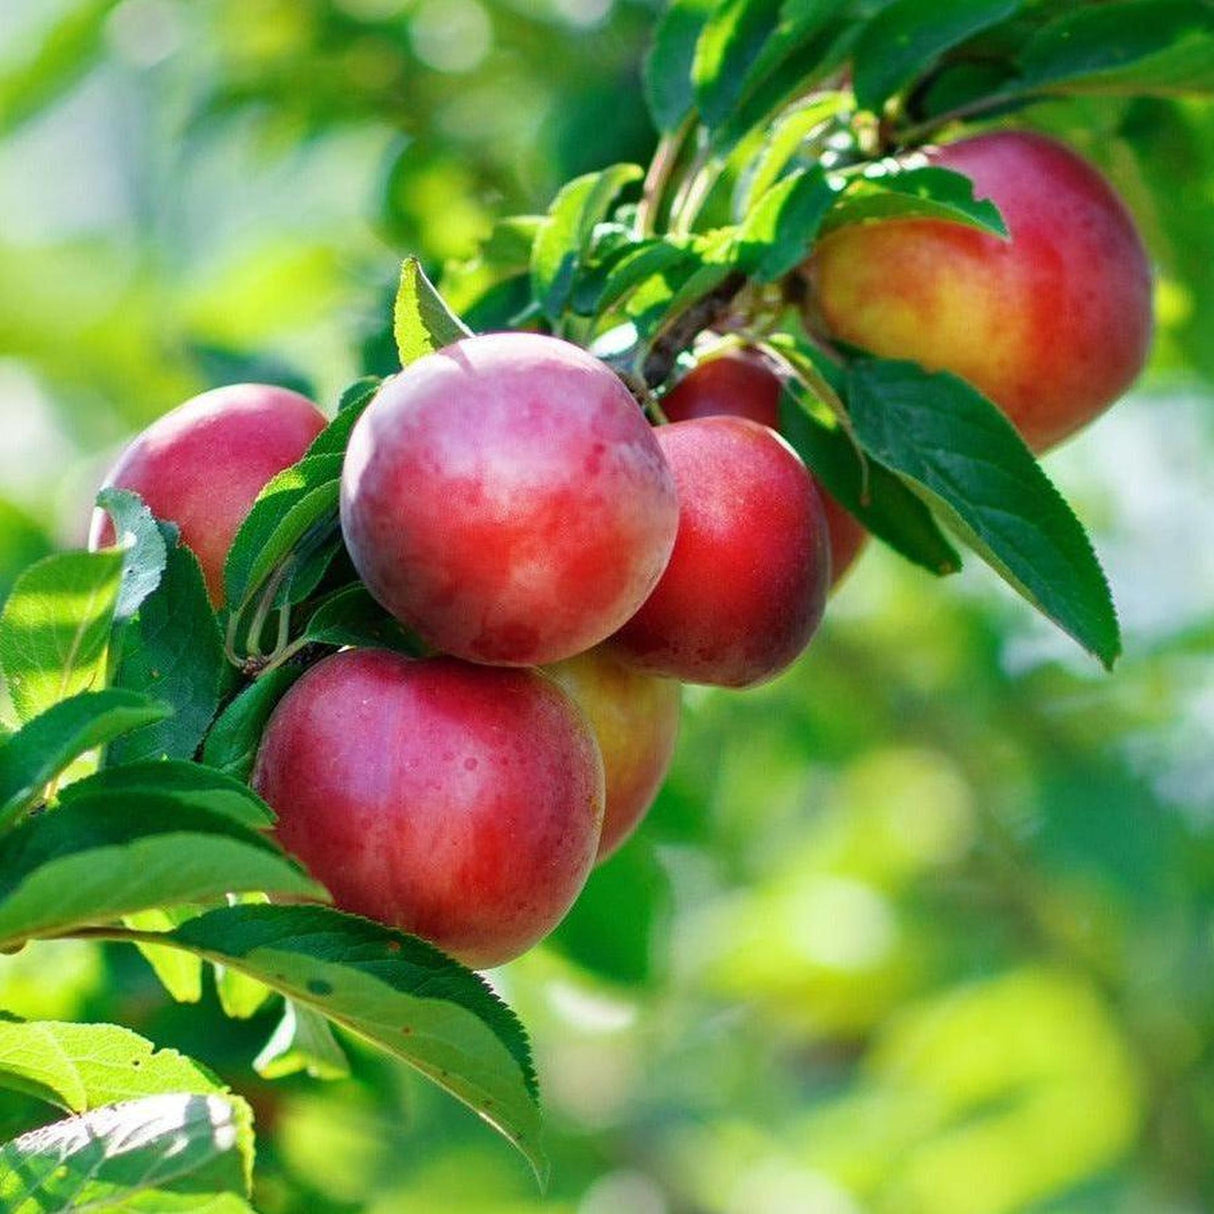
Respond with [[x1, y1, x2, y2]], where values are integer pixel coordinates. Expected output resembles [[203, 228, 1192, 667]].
[[1016, 1, 1214, 97], [393, 256, 472, 367], [739, 94, 845, 212], [301, 584, 425, 655], [778, 380, 963, 575], [215, 965, 273, 1021], [531, 164, 644, 323], [0, 690, 170, 829], [108, 531, 225, 764], [737, 165, 837, 281], [254, 1000, 350, 1081], [163, 903, 546, 1181], [0, 794, 323, 951], [335, 375, 382, 417], [0, 1093, 252, 1212], [0, 550, 124, 724], [821, 165, 1009, 237], [93, 488, 169, 627], [846, 359, 1120, 667], [224, 462, 341, 612], [644, 0, 717, 132], [58, 761, 276, 829], [851, 0, 1020, 113], [693, 0, 784, 128], [0, 1019, 241, 1115], [202, 667, 304, 784]]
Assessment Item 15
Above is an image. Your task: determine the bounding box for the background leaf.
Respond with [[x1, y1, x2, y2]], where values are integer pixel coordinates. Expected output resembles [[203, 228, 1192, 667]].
[[254, 1001, 350, 1081], [644, 0, 717, 132], [92, 488, 169, 628]]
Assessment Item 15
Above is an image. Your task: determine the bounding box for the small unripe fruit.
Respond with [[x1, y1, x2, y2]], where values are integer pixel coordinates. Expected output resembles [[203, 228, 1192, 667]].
[[340, 332, 679, 666], [545, 645, 681, 862], [662, 350, 868, 584], [613, 416, 830, 688], [252, 649, 605, 968], [805, 131, 1153, 451], [89, 383, 327, 605]]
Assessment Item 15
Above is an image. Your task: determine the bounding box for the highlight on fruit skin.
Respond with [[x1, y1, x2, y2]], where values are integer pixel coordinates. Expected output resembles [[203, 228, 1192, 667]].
[[804, 130, 1154, 452], [252, 648, 606, 970], [661, 348, 868, 585], [613, 415, 832, 689], [544, 644, 682, 863], [89, 383, 328, 605], [339, 331, 679, 667]]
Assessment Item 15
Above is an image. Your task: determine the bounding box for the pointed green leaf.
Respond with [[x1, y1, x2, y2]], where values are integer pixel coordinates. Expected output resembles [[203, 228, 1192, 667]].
[[737, 164, 837, 281], [0, 796, 323, 951], [847, 359, 1120, 666], [394, 256, 473, 367], [163, 903, 546, 1181], [822, 166, 1008, 237], [693, 0, 783, 128], [0, 550, 124, 724], [125, 906, 206, 1004], [0, 1093, 253, 1213], [0, 690, 170, 829], [301, 584, 425, 655]]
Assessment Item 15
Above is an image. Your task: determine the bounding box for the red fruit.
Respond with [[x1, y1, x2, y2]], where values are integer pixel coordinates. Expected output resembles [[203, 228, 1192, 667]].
[[613, 416, 830, 688], [806, 131, 1154, 451], [662, 350, 868, 584], [252, 649, 604, 968], [340, 332, 678, 666], [89, 383, 327, 605], [545, 645, 681, 862]]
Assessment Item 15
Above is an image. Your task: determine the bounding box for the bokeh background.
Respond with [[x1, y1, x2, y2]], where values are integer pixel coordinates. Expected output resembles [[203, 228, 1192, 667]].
[[2, 2, 1213, 1211]]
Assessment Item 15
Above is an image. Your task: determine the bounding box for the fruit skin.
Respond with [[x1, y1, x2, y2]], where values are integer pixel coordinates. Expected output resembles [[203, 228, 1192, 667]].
[[805, 131, 1153, 452], [89, 383, 327, 605], [612, 416, 830, 688], [340, 332, 678, 667], [662, 350, 868, 583], [252, 649, 605, 969], [545, 645, 681, 862]]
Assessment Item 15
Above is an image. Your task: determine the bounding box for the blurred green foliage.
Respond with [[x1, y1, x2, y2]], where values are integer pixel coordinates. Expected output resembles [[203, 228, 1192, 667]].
[[1, 1, 1212, 1211]]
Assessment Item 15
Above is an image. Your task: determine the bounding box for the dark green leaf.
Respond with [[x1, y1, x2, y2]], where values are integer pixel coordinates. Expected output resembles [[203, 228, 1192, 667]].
[[0, 1093, 252, 1212], [644, 0, 718, 132], [393, 256, 472, 367], [202, 667, 304, 784], [737, 165, 837, 281], [0, 792, 322, 950], [164, 904, 545, 1180], [0, 690, 170, 829], [1017, 1, 1214, 97], [531, 164, 644, 323], [92, 488, 169, 627], [847, 359, 1120, 667], [109, 532, 225, 764], [335, 375, 382, 416], [302, 585, 424, 655], [0, 550, 124, 725], [851, 0, 1020, 113], [821, 165, 1008, 237]]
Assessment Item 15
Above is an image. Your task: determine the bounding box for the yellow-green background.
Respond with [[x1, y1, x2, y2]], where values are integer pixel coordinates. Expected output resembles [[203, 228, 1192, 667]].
[[1, 2, 1212, 1211]]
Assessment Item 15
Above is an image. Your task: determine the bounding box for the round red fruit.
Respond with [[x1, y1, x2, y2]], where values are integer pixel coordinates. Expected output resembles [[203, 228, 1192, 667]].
[[613, 416, 830, 688], [340, 332, 678, 666], [252, 649, 605, 969]]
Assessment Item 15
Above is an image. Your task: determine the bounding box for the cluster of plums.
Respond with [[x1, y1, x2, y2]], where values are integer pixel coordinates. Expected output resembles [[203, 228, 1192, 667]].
[[92, 131, 1152, 969]]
